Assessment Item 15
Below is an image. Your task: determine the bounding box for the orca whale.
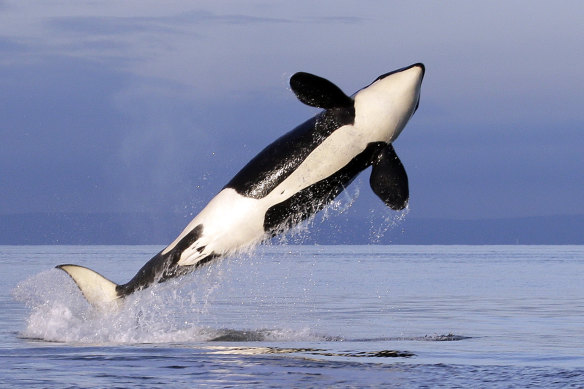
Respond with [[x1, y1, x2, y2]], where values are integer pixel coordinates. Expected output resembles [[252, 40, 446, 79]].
[[57, 63, 425, 308]]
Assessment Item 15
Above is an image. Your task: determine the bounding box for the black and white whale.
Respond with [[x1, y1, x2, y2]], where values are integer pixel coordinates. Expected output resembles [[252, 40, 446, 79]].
[[57, 63, 425, 308]]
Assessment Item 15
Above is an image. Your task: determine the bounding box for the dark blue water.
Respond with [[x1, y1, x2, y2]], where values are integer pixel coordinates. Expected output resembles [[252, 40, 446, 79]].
[[2, 245, 583, 387]]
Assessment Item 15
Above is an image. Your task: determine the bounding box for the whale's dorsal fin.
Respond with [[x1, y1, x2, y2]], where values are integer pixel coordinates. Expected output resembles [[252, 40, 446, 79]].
[[290, 72, 353, 109], [369, 144, 409, 210]]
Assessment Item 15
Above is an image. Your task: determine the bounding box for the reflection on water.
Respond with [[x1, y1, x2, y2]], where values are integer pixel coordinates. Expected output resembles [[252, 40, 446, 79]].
[[207, 345, 415, 358]]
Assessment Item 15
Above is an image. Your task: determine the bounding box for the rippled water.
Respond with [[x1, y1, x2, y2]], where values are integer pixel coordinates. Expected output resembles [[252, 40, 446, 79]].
[[2, 245, 583, 387]]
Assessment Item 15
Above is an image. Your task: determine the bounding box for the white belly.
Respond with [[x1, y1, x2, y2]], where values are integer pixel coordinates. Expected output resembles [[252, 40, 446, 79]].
[[173, 189, 268, 266], [266, 124, 365, 203], [171, 124, 368, 267]]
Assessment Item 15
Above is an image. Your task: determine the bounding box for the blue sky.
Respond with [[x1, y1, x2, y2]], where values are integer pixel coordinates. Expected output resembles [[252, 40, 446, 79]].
[[1, 1, 583, 222]]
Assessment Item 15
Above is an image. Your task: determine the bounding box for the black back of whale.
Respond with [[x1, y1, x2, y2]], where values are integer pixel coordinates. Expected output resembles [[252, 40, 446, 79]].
[[225, 72, 357, 200], [225, 71, 408, 234]]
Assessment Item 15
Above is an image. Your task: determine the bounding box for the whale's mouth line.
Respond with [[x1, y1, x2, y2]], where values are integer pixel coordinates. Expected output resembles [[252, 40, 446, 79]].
[[375, 63, 425, 82]]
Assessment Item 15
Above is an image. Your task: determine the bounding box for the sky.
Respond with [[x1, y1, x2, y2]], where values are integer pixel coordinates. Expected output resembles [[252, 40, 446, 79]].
[[1, 1, 583, 225]]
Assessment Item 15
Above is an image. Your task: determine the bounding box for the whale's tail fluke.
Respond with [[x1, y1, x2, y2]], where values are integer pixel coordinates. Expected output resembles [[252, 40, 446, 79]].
[[56, 264, 121, 309], [55, 225, 210, 309]]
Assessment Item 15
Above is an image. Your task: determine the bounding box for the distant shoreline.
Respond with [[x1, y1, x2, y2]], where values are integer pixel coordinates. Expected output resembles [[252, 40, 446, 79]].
[[1, 213, 582, 245]]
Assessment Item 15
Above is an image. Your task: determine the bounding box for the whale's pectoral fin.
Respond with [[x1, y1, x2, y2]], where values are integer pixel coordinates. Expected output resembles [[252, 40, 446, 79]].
[[56, 264, 121, 310], [369, 144, 409, 210], [290, 72, 353, 109]]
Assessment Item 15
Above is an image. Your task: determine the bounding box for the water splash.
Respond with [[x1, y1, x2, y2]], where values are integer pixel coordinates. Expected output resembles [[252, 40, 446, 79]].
[[319, 184, 360, 222], [270, 182, 361, 246], [369, 205, 410, 243], [12, 258, 329, 345]]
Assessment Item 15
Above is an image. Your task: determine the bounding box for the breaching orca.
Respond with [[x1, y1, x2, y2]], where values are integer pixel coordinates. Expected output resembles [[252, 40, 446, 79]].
[[57, 63, 425, 309]]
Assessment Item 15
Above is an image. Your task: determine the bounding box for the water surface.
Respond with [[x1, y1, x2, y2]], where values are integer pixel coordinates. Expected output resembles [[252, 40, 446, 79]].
[[1, 245, 583, 387]]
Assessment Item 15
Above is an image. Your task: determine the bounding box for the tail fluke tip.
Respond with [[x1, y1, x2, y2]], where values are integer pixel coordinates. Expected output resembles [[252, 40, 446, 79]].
[[56, 264, 121, 310]]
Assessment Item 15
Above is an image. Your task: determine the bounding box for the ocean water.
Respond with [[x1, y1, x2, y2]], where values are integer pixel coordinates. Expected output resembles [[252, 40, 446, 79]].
[[1, 245, 583, 387]]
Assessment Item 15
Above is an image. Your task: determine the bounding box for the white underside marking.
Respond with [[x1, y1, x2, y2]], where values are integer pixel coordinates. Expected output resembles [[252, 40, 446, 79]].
[[171, 189, 266, 266], [169, 125, 370, 267], [266, 124, 366, 202]]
